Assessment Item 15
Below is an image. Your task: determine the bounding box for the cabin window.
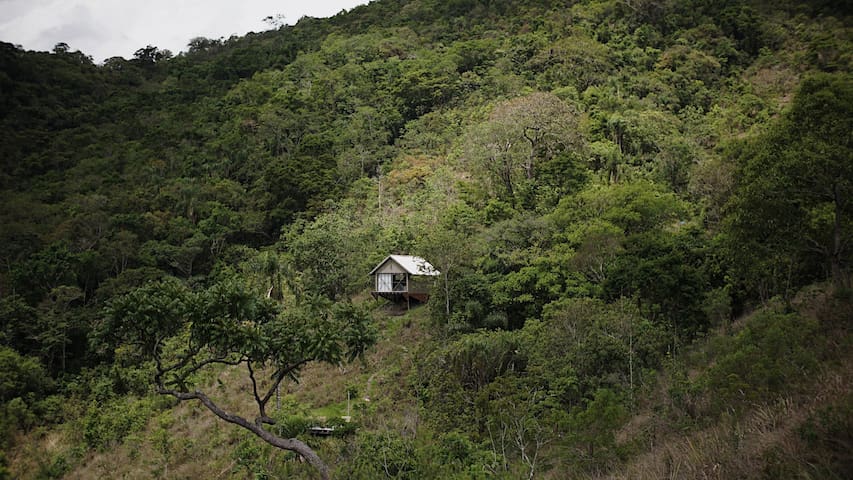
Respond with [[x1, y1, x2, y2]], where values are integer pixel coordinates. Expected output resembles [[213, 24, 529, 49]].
[[377, 273, 393, 292], [376, 273, 407, 292], [392, 273, 407, 292]]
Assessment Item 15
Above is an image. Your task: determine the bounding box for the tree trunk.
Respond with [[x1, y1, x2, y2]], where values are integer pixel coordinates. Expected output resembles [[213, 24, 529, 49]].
[[522, 127, 537, 180], [444, 271, 451, 316], [164, 389, 331, 480], [831, 183, 849, 289]]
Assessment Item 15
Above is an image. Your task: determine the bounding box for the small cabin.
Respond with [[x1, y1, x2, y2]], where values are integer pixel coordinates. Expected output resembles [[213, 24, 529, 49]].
[[369, 255, 439, 306]]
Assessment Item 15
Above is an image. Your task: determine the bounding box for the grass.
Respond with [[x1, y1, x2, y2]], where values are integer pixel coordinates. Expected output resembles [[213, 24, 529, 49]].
[[7, 301, 433, 479], [311, 401, 349, 420], [602, 289, 853, 480]]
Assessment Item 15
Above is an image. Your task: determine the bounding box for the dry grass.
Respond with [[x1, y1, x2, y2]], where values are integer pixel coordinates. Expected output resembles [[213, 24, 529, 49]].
[[605, 364, 851, 479]]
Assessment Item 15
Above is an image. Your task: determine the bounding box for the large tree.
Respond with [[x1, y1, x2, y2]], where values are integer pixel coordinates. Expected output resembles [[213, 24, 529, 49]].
[[106, 277, 375, 479], [725, 73, 852, 297], [465, 92, 582, 202]]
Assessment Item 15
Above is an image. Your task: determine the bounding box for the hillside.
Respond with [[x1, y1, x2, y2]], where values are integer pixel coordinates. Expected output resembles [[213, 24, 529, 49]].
[[1, 0, 851, 478]]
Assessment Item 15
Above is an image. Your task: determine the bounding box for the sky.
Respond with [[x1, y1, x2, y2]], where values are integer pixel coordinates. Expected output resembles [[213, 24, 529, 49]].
[[0, 0, 368, 63]]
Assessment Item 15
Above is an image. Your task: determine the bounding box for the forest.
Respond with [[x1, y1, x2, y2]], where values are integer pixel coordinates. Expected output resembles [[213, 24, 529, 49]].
[[0, 0, 851, 478]]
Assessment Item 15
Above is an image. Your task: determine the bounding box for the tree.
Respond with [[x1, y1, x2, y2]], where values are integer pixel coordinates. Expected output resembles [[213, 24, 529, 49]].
[[283, 210, 363, 301], [416, 204, 480, 318], [35, 285, 83, 373], [604, 230, 709, 345], [0, 295, 38, 355], [132, 45, 172, 65], [0, 346, 52, 403], [10, 242, 81, 305], [532, 33, 614, 92], [725, 73, 853, 296], [568, 388, 626, 467], [480, 375, 552, 479], [263, 14, 287, 29], [106, 277, 375, 479], [465, 92, 582, 203]]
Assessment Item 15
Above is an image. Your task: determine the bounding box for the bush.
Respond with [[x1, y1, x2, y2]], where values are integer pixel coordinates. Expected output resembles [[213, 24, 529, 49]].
[[0, 451, 9, 480], [274, 415, 313, 438], [797, 392, 853, 477], [82, 396, 161, 450], [701, 311, 820, 415], [34, 454, 69, 479], [3, 397, 35, 431], [345, 431, 417, 479], [415, 330, 525, 431], [32, 394, 68, 425], [0, 347, 52, 402], [567, 388, 628, 472], [233, 435, 271, 478]]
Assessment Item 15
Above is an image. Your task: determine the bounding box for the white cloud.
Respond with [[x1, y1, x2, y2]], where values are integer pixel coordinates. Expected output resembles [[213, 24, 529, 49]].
[[0, 0, 367, 63]]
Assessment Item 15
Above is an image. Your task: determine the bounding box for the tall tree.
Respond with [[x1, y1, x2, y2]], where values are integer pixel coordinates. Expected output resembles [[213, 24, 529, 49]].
[[106, 277, 375, 479], [725, 73, 853, 295], [465, 92, 582, 203]]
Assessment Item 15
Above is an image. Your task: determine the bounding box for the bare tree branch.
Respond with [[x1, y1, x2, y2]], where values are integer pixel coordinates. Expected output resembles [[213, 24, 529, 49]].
[[158, 387, 330, 480]]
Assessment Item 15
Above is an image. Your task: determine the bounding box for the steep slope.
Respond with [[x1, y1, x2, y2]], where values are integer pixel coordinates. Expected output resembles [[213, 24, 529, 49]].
[[1, 0, 851, 478]]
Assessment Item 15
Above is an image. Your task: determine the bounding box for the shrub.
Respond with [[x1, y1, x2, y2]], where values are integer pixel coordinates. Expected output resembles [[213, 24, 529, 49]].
[[701, 311, 820, 415], [0, 347, 52, 402], [82, 396, 160, 450], [3, 397, 35, 431], [797, 392, 853, 477]]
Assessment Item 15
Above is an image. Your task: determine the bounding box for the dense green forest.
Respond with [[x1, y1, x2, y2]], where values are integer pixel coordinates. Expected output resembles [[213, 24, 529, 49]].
[[1, 0, 851, 478]]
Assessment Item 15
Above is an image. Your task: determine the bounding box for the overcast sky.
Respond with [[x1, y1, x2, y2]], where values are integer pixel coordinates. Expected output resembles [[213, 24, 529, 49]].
[[0, 0, 368, 63]]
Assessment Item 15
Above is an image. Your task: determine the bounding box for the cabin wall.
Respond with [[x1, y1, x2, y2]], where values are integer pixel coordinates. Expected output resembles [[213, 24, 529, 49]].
[[375, 261, 406, 275], [373, 274, 434, 294], [408, 276, 434, 294]]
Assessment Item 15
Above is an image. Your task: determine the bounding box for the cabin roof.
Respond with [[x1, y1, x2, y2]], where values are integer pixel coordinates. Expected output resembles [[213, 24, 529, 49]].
[[369, 255, 440, 276]]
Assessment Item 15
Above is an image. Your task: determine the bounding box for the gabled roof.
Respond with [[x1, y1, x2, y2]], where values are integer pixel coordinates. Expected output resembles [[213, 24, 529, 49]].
[[369, 255, 440, 276]]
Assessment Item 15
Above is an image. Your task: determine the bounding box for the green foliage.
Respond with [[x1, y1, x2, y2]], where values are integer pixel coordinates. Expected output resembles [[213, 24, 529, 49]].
[[0, 1, 851, 477], [150, 412, 175, 477], [33, 453, 70, 480], [346, 431, 417, 478], [103, 277, 191, 358], [3, 397, 35, 432], [416, 330, 525, 432], [463, 92, 583, 206], [797, 392, 853, 478], [724, 72, 853, 298], [283, 211, 365, 301], [82, 395, 164, 451], [604, 229, 710, 338], [107, 277, 375, 392], [342, 430, 493, 480], [539, 298, 667, 397], [0, 295, 38, 353], [233, 433, 274, 478], [554, 181, 688, 236], [0, 346, 58, 445], [567, 388, 628, 471], [0, 346, 52, 402], [10, 243, 80, 304], [0, 451, 9, 480], [700, 310, 821, 416]]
